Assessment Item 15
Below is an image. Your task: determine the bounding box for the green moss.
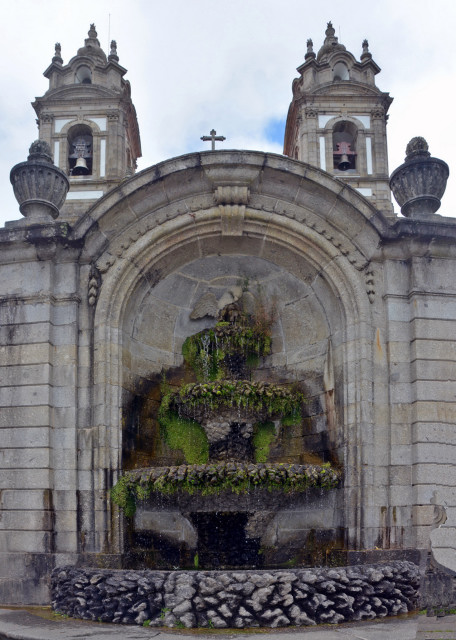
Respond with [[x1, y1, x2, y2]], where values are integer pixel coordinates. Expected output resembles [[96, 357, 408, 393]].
[[158, 391, 209, 464], [170, 380, 303, 420], [110, 473, 137, 518], [162, 413, 209, 465], [253, 421, 276, 462], [182, 324, 272, 381], [111, 461, 342, 515]]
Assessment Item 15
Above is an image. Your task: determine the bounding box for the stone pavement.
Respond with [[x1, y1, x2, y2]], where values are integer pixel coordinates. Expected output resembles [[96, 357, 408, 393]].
[[1, 607, 456, 640]]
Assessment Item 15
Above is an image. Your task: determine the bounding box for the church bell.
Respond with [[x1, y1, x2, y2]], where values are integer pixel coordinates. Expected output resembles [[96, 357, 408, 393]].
[[337, 154, 351, 171], [73, 156, 90, 175]]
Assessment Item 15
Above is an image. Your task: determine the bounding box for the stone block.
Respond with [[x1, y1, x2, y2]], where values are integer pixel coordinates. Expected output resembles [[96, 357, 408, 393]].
[[0, 405, 50, 428], [0, 343, 50, 366], [413, 422, 456, 445], [0, 301, 49, 325], [412, 318, 456, 341], [0, 576, 50, 605], [391, 422, 412, 445], [0, 530, 51, 553], [52, 468, 77, 488], [0, 489, 51, 511], [0, 385, 50, 407], [0, 427, 49, 448], [54, 531, 79, 553], [0, 447, 50, 468], [51, 344, 77, 367], [412, 401, 456, 423], [50, 324, 78, 346], [51, 385, 77, 409], [414, 380, 456, 402], [0, 510, 53, 531], [413, 464, 456, 486], [412, 339, 456, 361], [413, 359, 456, 381], [0, 261, 51, 296], [387, 340, 411, 362], [390, 465, 412, 486], [391, 444, 413, 465], [0, 363, 52, 386], [0, 468, 50, 490], [52, 406, 77, 426], [0, 322, 49, 345], [52, 448, 77, 470], [413, 442, 456, 465], [386, 300, 411, 322], [55, 511, 78, 533], [412, 504, 435, 526], [53, 490, 77, 512], [412, 295, 456, 319]]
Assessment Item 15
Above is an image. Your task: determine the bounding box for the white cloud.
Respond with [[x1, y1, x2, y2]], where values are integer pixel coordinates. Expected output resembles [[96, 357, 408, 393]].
[[1, 0, 455, 225]]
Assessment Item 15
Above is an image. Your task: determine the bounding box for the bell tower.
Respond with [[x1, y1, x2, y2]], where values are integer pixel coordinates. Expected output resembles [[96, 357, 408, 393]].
[[284, 22, 393, 215], [32, 24, 141, 221]]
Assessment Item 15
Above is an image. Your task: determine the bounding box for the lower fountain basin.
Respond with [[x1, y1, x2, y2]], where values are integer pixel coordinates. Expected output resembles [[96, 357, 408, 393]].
[[51, 561, 420, 628]]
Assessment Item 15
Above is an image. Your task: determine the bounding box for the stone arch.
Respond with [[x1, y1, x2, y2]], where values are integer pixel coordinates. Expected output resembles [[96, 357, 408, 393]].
[[72, 151, 388, 554]]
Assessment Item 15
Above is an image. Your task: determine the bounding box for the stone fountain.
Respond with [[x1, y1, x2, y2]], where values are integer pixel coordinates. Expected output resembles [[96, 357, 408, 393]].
[[52, 286, 420, 627]]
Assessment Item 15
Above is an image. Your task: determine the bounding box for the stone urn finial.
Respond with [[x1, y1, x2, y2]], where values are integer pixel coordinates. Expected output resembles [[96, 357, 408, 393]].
[[10, 140, 70, 223], [389, 137, 449, 218]]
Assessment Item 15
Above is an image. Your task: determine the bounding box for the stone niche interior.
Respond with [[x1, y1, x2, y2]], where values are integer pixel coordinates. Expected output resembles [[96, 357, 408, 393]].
[[119, 254, 346, 569]]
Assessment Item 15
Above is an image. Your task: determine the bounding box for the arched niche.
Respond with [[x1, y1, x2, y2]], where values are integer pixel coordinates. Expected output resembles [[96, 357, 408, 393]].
[[75, 64, 92, 84], [333, 61, 349, 81], [77, 151, 386, 554], [120, 252, 346, 471]]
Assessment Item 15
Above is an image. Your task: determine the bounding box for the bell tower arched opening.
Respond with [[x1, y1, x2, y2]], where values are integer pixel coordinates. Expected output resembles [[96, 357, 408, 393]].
[[333, 121, 357, 171], [68, 124, 93, 175]]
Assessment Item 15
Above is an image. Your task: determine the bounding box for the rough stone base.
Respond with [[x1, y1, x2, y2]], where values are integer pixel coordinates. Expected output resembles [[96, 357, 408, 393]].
[[52, 561, 419, 628]]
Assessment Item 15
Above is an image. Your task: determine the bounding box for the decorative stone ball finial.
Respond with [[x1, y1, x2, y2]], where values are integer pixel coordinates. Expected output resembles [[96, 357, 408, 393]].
[[10, 140, 70, 223], [326, 21, 335, 36], [361, 39, 372, 60], [305, 38, 316, 60], [28, 140, 53, 163], [405, 136, 430, 160], [390, 137, 449, 218], [53, 42, 63, 64], [109, 39, 119, 62]]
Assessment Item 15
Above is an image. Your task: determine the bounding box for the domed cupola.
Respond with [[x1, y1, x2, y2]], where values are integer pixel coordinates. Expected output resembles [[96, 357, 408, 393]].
[[76, 23, 107, 65], [284, 22, 394, 216], [316, 21, 347, 62]]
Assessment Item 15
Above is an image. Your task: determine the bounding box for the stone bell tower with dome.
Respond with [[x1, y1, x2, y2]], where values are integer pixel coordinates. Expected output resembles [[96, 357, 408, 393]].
[[284, 22, 393, 215], [31, 24, 141, 222]]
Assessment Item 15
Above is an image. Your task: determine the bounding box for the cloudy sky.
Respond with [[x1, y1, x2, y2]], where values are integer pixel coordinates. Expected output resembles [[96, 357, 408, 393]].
[[1, 0, 454, 226]]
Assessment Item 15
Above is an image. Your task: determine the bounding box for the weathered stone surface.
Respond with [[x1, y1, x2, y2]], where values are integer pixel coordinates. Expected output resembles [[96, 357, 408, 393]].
[[2, 97, 456, 611], [51, 562, 420, 628]]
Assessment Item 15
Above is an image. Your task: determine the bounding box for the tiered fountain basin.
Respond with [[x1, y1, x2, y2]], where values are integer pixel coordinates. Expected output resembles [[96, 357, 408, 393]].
[[52, 299, 423, 630]]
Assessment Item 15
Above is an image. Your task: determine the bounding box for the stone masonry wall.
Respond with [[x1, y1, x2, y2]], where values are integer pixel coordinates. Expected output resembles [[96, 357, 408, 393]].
[[52, 562, 419, 628]]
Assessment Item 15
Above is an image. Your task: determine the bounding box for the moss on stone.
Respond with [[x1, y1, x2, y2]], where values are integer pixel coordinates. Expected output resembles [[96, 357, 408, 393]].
[[110, 461, 342, 515], [253, 421, 276, 462], [158, 391, 209, 464], [182, 324, 272, 381], [170, 380, 303, 420]]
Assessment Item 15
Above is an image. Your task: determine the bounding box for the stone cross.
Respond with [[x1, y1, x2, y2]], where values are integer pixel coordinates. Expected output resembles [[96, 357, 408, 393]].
[[201, 129, 226, 151]]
